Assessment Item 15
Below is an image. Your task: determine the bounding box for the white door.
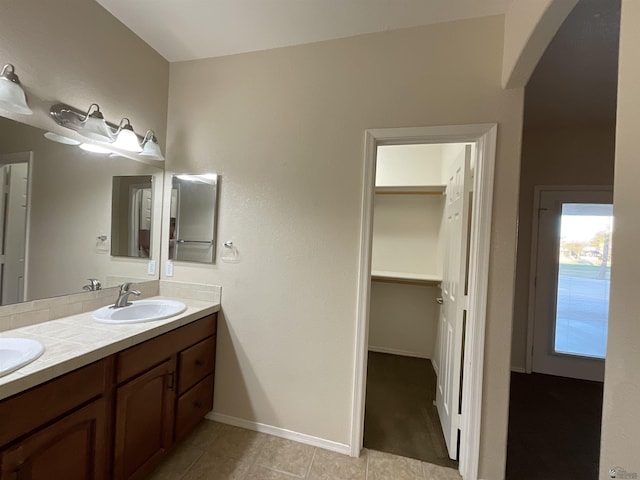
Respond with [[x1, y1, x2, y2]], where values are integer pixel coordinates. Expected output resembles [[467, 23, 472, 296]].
[[436, 145, 472, 460], [531, 188, 612, 381], [0, 163, 29, 305]]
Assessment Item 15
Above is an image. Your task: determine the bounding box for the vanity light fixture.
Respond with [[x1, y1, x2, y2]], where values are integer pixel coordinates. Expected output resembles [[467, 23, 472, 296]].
[[50, 102, 159, 158], [43, 131, 81, 146], [112, 118, 142, 152], [0, 64, 32, 115], [140, 130, 165, 160], [77, 104, 113, 142], [79, 143, 112, 154]]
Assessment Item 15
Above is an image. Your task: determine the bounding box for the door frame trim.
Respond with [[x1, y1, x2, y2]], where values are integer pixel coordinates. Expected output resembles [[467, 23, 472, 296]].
[[525, 185, 614, 374], [351, 124, 497, 480]]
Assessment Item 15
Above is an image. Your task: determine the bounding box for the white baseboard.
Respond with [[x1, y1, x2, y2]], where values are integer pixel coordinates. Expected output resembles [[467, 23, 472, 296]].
[[206, 412, 352, 456], [368, 346, 430, 359], [511, 366, 527, 373]]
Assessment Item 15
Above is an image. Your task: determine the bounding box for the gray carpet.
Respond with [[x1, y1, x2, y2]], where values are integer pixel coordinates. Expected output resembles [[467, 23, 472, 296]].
[[506, 372, 603, 479], [363, 351, 458, 468]]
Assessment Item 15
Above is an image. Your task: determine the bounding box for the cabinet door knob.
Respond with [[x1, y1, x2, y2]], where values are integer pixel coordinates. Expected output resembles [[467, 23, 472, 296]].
[[195, 359, 204, 367], [194, 401, 203, 409]]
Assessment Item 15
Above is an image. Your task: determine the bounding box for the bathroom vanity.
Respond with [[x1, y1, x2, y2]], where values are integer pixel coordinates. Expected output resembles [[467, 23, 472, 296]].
[[0, 305, 218, 480]]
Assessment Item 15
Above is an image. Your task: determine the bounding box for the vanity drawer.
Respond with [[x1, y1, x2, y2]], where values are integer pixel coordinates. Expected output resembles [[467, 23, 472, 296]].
[[0, 359, 109, 447], [116, 313, 217, 384], [174, 375, 214, 442], [178, 336, 216, 394]]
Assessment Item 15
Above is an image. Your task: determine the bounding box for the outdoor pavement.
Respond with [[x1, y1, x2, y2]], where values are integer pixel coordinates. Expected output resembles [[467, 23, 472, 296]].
[[555, 274, 609, 358]]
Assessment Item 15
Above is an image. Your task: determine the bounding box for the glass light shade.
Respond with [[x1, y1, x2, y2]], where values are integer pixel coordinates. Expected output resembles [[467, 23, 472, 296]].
[[79, 143, 112, 154], [113, 126, 142, 152], [78, 115, 113, 142], [140, 138, 164, 160], [0, 65, 32, 115], [44, 132, 81, 145]]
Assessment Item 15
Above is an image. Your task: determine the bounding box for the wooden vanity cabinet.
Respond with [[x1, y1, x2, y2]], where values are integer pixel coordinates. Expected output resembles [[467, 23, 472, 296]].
[[112, 313, 217, 480], [0, 312, 217, 480], [113, 360, 175, 480], [0, 360, 110, 480], [1, 398, 108, 480]]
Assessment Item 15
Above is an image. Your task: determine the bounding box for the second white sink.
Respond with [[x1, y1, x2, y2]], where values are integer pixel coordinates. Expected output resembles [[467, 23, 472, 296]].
[[92, 299, 187, 324], [0, 338, 45, 377]]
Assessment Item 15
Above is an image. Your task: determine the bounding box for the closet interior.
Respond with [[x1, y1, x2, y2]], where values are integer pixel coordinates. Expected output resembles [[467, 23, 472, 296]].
[[364, 142, 473, 467]]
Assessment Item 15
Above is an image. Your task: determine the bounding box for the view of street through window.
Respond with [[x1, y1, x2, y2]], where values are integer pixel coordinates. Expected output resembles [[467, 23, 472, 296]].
[[555, 204, 613, 358]]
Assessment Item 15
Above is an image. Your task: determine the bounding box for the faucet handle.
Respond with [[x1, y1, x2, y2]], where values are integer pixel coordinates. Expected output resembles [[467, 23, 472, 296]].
[[119, 282, 134, 293], [83, 278, 102, 292]]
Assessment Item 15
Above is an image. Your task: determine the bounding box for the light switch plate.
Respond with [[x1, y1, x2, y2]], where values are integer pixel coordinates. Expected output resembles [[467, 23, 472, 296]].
[[166, 261, 174, 277], [147, 260, 156, 275]]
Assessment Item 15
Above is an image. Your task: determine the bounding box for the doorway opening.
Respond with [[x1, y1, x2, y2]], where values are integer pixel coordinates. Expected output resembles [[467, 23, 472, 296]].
[[364, 142, 469, 468], [0, 152, 32, 306], [352, 124, 497, 480], [506, 0, 620, 478], [529, 187, 612, 382]]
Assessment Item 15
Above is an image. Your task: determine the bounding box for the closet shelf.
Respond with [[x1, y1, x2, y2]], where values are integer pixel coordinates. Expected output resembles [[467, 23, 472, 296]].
[[371, 270, 442, 287], [374, 185, 446, 195]]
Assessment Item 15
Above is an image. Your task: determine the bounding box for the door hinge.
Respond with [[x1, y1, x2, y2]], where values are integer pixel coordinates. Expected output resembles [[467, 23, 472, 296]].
[[453, 412, 462, 431]]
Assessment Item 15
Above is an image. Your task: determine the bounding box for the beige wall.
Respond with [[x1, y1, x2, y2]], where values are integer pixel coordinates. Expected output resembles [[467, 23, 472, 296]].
[[166, 17, 523, 478], [0, 0, 169, 148], [600, 0, 640, 475], [368, 282, 439, 359], [511, 126, 616, 370], [375, 144, 443, 186], [372, 195, 444, 275]]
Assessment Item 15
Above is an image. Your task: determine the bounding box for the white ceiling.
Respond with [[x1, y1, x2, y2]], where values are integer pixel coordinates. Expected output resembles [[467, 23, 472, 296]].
[[95, 0, 512, 62]]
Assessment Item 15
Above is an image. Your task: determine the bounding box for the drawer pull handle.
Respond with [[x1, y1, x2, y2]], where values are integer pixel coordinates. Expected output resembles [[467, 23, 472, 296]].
[[194, 401, 203, 409], [195, 359, 204, 367]]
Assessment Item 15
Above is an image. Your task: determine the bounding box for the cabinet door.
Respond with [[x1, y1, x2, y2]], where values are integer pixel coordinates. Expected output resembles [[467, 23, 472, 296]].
[[0, 398, 107, 480], [113, 359, 175, 480]]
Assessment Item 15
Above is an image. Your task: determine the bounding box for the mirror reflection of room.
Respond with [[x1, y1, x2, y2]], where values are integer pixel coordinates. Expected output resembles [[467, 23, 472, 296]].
[[169, 173, 218, 264], [0, 115, 162, 306]]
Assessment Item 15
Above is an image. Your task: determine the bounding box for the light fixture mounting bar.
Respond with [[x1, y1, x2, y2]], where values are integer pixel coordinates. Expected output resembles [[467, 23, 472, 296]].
[[49, 103, 144, 142]]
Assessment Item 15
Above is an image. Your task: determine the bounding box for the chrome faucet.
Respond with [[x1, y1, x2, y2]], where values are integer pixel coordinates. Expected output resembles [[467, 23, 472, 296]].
[[112, 282, 141, 308], [83, 278, 102, 292]]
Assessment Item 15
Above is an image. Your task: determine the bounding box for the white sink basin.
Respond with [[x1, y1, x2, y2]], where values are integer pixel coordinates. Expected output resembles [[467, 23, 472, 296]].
[[0, 338, 45, 377], [92, 299, 187, 324]]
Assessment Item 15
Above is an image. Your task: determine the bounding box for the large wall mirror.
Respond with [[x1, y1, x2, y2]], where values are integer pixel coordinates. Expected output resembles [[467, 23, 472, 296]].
[[0, 115, 163, 306], [169, 174, 218, 264]]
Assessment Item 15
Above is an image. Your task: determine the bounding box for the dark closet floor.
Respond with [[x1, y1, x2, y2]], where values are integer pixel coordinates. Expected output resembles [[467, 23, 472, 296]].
[[506, 372, 603, 480], [363, 351, 458, 468]]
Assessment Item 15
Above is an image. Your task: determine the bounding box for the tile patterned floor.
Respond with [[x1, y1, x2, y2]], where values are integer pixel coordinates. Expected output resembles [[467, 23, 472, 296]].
[[150, 421, 462, 480]]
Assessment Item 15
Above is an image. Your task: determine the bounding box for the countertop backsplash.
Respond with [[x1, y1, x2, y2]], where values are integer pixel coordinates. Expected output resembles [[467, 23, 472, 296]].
[[0, 280, 160, 333]]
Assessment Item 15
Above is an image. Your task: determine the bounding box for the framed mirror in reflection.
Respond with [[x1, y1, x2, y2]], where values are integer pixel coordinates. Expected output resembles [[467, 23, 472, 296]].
[[169, 174, 218, 264], [0, 115, 163, 306], [111, 175, 153, 258]]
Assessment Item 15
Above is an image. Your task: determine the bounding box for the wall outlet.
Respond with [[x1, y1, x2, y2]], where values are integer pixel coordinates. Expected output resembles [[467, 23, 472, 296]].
[[166, 261, 174, 277], [147, 260, 156, 275]]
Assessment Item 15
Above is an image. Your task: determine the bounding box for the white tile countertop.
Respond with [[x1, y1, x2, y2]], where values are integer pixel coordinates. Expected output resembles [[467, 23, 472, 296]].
[[0, 296, 220, 401]]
